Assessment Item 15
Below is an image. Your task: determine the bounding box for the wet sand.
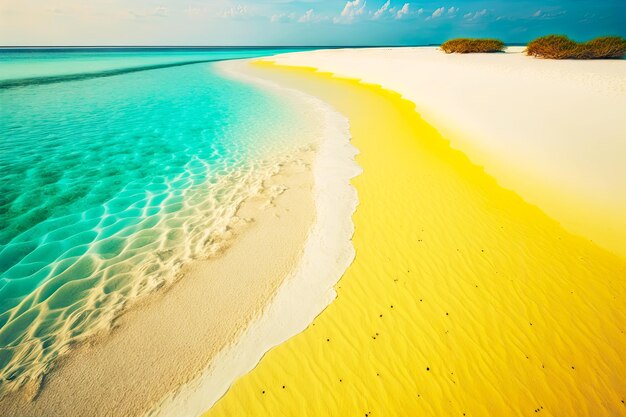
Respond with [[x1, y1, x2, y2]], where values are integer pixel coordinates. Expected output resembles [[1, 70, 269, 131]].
[[0, 152, 317, 417]]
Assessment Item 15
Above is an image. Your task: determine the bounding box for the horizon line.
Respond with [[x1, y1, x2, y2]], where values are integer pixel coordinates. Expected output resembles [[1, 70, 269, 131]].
[[0, 43, 528, 49]]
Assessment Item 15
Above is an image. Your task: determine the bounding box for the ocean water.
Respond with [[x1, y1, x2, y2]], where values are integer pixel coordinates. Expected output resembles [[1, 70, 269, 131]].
[[0, 48, 317, 394]]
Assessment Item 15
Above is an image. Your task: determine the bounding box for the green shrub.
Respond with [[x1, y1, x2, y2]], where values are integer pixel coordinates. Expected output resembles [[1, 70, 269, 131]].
[[526, 35, 626, 59], [440, 38, 505, 54]]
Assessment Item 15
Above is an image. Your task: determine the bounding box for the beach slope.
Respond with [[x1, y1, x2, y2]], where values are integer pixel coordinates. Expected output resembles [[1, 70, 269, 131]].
[[202, 58, 626, 417], [269, 47, 626, 257]]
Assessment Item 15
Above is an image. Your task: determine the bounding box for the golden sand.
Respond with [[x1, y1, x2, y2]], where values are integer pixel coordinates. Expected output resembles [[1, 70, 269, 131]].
[[203, 63, 626, 416], [267, 47, 626, 259]]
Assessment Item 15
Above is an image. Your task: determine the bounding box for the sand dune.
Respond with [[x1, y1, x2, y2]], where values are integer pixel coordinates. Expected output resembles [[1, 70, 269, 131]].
[[269, 47, 626, 257], [202, 61, 626, 417]]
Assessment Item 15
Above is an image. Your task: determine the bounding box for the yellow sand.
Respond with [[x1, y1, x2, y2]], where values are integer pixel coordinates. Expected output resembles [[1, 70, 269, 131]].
[[268, 47, 626, 259], [203, 63, 626, 417]]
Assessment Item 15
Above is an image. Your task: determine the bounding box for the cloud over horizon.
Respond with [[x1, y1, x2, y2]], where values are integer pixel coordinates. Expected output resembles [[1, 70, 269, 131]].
[[1, 0, 623, 45], [334, 0, 367, 24]]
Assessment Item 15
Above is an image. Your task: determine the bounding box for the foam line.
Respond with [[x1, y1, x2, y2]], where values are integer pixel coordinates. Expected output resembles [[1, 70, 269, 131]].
[[144, 59, 361, 417]]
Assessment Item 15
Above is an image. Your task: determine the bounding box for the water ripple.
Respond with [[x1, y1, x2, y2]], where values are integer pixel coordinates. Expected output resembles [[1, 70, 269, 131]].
[[0, 57, 319, 395]]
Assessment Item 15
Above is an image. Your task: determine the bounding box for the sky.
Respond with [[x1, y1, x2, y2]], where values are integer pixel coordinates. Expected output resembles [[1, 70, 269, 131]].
[[1, 0, 624, 46]]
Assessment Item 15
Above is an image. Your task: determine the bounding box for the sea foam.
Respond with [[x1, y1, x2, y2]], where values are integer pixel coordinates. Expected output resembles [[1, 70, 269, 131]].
[[0, 52, 318, 396], [144, 59, 360, 417]]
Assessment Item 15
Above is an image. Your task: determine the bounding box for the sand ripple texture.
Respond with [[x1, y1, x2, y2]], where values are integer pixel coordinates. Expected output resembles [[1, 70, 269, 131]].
[[202, 64, 626, 416], [0, 62, 319, 396]]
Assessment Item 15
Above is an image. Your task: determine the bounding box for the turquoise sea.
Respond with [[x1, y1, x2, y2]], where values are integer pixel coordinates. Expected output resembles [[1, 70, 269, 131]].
[[0, 47, 316, 393]]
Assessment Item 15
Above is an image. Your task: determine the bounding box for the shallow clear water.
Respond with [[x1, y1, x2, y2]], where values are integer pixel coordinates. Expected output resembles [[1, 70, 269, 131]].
[[0, 47, 309, 86], [0, 48, 316, 393]]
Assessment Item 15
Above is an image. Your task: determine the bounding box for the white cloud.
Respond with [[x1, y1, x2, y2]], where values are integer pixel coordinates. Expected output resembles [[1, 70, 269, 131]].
[[463, 8, 487, 20], [372, 0, 390, 20], [396, 3, 410, 19], [431, 6, 444, 18], [271, 8, 326, 24], [334, 0, 366, 24], [531, 9, 566, 20], [184, 5, 208, 17], [153, 6, 168, 17], [270, 12, 296, 23], [298, 9, 325, 23], [222, 4, 250, 19], [426, 5, 457, 20], [417, 8, 424, 15]]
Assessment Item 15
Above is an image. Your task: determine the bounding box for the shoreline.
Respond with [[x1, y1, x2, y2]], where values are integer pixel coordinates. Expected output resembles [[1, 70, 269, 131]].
[[145, 59, 360, 417], [0, 148, 317, 417], [0, 59, 359, 417], [201, 58, 626, 417], [267, 46, 626, 258]]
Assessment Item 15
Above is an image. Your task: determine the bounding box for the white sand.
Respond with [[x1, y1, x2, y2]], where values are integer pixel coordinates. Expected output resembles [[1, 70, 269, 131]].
[[143, 59, 360, 417], [0, 151, 318, 417], [0, 60, 359, 417], [265, 47, 626, 257]]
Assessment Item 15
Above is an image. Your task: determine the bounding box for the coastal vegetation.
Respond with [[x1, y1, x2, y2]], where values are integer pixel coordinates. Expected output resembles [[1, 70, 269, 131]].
[[526, 35, 626, 59], [440, 38, 505, 53]]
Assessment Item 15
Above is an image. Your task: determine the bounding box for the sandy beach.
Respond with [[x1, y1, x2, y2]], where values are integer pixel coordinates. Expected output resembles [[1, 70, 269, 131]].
[[0, 61, 358, 417], [269, 46, 626, 258], [3, 46, 624, 417], [201, 52, 626, 416], [4, 0, 626, 415], [0, 150, 318, 417]]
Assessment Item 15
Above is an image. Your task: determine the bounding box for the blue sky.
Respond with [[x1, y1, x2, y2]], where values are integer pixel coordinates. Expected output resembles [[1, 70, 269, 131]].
[[1, 0, 624, 46]]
